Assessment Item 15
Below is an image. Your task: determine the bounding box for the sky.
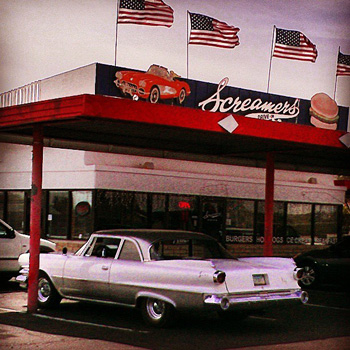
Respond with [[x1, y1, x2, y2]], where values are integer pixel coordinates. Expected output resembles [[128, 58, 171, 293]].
[[1, 0, 350, 107]]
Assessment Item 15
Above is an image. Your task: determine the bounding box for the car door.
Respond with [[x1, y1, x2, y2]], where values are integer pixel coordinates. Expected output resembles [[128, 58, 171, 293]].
[[0, 221, 23, 274], [109, 238, 144, 306], [62, 236, 121, 300], [326, 239, 350, 287]]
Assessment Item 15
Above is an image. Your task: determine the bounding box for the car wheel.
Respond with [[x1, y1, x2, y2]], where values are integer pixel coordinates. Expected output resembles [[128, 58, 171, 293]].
[[37, 272, 61, 309], [299, 263, 318, 288], [148, 86, 160, 104], [140, 298, 175, 327], [177, 89, 186, 104]]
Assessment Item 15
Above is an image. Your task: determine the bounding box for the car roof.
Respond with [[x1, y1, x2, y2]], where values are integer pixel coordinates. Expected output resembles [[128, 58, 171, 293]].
[[91, 229, 214, 245]]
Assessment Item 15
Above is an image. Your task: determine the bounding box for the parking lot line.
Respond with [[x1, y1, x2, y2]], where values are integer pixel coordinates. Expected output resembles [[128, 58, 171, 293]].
[[34, 313, 150, 334], [0, 306, 21, 313], [0, 306, 150, 333], [306, 303, 350, 311]]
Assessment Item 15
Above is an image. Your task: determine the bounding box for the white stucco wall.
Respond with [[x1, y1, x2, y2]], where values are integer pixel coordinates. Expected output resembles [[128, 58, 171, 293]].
[[40, 63, 96, 102], [85, 151, 345, 204], [0, 143, 96, 189], [0, 142, 346, 204]]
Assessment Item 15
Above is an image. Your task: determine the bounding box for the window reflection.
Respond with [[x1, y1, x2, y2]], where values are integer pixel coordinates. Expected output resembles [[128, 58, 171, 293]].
[[71, 191, 93, 239], [314, 205, 338, 245], [151, 194, 166, 229], [47, 191, 69, 238], [225, 199, 254, 244], [168, 195, 198, 231], [287, 203, 312, 245], [7, 191, 25, 233], [0, 191, 4, 219]]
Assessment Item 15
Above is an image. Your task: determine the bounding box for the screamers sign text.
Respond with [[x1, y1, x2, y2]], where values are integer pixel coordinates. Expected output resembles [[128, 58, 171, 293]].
[[198, 78, 300, 122]]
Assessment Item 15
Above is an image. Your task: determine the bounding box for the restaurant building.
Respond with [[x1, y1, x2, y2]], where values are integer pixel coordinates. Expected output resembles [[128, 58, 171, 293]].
[[0, 63, 349, 256]]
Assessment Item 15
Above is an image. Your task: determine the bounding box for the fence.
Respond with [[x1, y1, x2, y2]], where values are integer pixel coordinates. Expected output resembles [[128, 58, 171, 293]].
[[0, 81, 40, 108]]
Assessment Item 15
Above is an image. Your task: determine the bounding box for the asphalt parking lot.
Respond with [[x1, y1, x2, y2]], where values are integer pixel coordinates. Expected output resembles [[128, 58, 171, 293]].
[[0, 280, 349, 350]]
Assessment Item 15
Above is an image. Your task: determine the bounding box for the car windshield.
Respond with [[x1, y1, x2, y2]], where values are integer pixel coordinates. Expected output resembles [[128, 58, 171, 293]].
[[150, 238, 234, 260], [147, 65, 173, 81]]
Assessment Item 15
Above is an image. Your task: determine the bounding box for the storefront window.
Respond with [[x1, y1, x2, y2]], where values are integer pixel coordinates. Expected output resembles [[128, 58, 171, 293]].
[[225, 199, 254, 244], [342, 193, 350, 236], [168, 195, 198, 231], [96, 191, 130, 229], [131, 193, 148, 228], [71, 191, 94, 239], [314, 204, 338, 245], [47, 191, 69, 238], [287, 203, 312, 245], [256, 201, 285, 244], [7, 191, 25, 232], [151, 194, 167, 229], [0, 191, 4, 219], [201, 198, 225, 242]]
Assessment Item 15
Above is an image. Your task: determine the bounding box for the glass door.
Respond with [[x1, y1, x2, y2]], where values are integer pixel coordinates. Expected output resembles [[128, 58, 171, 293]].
[[201, 198, 225, 242]]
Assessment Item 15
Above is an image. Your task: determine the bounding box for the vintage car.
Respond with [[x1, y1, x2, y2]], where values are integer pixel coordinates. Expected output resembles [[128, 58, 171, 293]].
[[0, 218, 56, 281], [294, 236, 350, 290], [17, 230, 308, 327], [114, 65, 191, 104]]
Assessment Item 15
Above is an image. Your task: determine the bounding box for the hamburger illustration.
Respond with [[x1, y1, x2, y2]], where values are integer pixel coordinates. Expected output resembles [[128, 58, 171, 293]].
[[309, 93, 339, 130]]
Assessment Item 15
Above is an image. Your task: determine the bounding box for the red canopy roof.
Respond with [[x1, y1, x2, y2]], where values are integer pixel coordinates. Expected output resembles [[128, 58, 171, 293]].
[[0, 94, 349, 175]]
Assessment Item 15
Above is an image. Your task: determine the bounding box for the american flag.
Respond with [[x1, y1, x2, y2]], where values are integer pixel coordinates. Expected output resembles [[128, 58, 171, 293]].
[[337, 52, 350, 76], [118, 0, 174, 27], [188, 12, 240, 49], [273, 28, 317, 63]]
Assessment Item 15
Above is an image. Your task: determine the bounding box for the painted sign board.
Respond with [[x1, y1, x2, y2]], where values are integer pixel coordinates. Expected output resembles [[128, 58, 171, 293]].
[[95, 63, 349, 132]]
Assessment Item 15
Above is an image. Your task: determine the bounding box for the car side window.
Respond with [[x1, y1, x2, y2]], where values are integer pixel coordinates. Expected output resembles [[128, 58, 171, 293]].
[[0, 223, 15, 239], [85, 237, 121, 258], [118, 240, 141, 261]]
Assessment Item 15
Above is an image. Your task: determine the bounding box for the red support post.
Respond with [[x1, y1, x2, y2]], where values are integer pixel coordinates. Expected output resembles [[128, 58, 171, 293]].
[[27, 126, 43, 313], [264, 152, 275, 257]]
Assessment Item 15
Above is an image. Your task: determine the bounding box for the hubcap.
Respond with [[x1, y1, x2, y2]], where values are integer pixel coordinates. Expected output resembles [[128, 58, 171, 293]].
[[38, 278, 51, 302], [150, 89, 159, 103], [147, 299, 165, 320], [179, 90, 185, 103], [301, 266, 316, 286]]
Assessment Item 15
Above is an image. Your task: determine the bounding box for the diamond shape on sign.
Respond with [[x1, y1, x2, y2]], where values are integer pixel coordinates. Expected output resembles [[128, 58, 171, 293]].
[[218, 115, 238, 133], [339, 133, 350, 148]]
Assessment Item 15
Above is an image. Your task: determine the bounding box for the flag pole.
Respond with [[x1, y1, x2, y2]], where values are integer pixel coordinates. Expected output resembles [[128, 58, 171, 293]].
[[267, 25, 276, 93], [187, 11, 190, 79], [334, 46, 340, 100], [114, 0, 121, 66]]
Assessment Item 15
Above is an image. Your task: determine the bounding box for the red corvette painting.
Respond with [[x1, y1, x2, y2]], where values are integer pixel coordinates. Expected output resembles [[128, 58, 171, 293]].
[[114, 65, 191, 104]]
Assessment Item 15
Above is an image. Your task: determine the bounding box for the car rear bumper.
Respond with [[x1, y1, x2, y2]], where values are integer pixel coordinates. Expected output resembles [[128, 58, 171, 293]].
[[203, 289, 308, 311]]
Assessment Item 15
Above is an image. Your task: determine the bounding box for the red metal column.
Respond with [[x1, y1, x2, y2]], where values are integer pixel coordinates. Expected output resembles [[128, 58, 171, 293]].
[[264, 152, 275, 257], [27, 126, 43, 313]]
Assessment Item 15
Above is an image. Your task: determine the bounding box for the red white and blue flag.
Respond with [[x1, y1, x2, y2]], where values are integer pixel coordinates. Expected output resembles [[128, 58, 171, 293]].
[[188, 12, 240, 49], [118, 0, 174, 27], [273, 28, 317, 63], [337, 52, 350, 76]]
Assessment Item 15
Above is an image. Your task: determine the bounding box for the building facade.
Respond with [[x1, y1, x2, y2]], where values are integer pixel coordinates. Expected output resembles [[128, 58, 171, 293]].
[[0, 142, 348, 257]]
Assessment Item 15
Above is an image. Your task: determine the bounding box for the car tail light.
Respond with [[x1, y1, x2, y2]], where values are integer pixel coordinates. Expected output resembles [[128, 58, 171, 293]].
[[213, 270, 226, 284]]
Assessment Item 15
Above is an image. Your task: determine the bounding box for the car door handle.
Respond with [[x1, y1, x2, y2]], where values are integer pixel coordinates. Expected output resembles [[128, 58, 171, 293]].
[[102, 265, 109, 270]]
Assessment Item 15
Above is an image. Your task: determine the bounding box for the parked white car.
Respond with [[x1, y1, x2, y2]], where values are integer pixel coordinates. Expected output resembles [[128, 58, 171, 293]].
[[0, 218, 56, 281], [17, 229, 308, 327]]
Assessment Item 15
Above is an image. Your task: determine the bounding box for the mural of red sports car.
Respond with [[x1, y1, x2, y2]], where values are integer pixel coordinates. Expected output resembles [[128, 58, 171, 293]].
[[114, 65, 191, 104]]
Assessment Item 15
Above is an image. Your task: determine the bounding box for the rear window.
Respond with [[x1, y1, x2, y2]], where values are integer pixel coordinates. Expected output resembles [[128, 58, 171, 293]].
[[150, 239, 233, 260]]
